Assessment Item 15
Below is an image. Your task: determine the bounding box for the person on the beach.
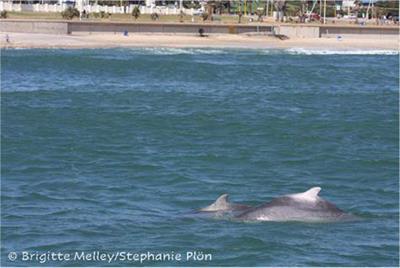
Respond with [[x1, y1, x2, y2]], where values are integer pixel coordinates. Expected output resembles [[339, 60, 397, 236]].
[[5, 34, 10, 43]]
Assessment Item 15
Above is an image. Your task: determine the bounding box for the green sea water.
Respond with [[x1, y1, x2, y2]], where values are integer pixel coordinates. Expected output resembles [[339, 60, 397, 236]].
[[1, 48, 399, 266]]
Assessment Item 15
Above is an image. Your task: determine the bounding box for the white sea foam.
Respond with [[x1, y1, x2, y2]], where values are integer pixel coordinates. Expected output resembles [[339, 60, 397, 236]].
[[5, 47, 397, 56], [284, 48, 399, 55], [135, 47, 399, 56], [136, 47, 227, 55]]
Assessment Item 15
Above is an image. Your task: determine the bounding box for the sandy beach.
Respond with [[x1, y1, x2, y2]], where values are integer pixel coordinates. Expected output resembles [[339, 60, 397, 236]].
[[1, 32, 398, 51]]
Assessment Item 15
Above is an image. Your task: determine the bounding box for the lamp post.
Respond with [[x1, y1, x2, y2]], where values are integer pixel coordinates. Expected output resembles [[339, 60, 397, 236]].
[[320, 0, 322, 17]]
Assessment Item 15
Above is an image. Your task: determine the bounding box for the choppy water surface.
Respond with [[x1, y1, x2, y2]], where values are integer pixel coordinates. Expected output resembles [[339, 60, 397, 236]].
[[1, 48, 399, 266]]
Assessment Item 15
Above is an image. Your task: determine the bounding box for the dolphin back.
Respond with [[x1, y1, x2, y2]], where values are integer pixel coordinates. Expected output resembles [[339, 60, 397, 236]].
[[199, 194, 251, 211], [236, 187, 352, 222], [199, 194, 232, 212]]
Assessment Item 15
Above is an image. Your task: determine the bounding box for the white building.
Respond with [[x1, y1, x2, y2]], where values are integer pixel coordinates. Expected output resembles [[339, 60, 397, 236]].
[[342, 0, 356, 8], [0, 0, 190, 14]]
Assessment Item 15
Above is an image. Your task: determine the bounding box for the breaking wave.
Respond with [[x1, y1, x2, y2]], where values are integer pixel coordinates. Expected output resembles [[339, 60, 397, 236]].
[[284, 48, 399, 55]]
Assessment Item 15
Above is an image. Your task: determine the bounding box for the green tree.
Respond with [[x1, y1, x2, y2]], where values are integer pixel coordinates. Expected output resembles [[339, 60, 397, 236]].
[[206, 0, 216, 17], [179, 10, 185, 22], [257, 9, 263, 21], [132, 6, 140, 20], [0, 10, 8, 19], [183, 1, 201, 9], [274, 0, 286, 22], [352, 0, 361, 18], [61, 7, 80, 20], [150, 12, 159, 21]]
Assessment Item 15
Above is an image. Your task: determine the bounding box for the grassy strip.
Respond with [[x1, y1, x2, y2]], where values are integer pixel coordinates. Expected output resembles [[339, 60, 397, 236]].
[[5, 11, 247, 24]]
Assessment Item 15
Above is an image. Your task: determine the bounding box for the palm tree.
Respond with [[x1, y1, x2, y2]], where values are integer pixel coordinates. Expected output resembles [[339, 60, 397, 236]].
[[353, 0, 361, 22], [132, 5, 140, 20], [206, 0, 216, 18], [274, 0, 286, 22]]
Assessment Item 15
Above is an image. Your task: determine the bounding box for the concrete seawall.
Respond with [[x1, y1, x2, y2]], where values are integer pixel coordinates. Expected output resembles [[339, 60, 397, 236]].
[[319, 25, 399, 38], [67, 21, 273, 35], [1, 20, 68, 34], [1, 20, 398, 39], [275, 25, 320, 38], [275, 24, 398, 38], [0, 20, 273, 35]]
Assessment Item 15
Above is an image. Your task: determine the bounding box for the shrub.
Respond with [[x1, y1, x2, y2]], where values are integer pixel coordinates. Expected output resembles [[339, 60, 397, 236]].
[[150, 12, 159, 21], [238, 12, 243, 23], [183, 2, 200, 9], [132, 6, 140, 20], [0, 10, 8, 19], [179, 10, 185, 22], [61, 7, 80, 20], [256, 9, 264, 21], [100, 11, 108, 18], [201, 12, 208, 21]]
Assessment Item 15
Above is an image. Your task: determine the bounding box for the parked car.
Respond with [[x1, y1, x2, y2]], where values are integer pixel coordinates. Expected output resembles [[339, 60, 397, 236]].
[[192, 8, 203, 16], [343, 15, 357, 19]]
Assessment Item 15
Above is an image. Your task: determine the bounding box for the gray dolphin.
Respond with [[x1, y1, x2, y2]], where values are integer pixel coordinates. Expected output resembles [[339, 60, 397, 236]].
[[199, 194, 251, 215], [236, 187, 355, 222]]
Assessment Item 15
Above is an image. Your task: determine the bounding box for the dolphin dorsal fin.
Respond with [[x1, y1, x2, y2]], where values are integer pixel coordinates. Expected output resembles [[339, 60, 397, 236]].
[[289, 187, 321, 202], [215, 194, 229, 206], [200, 194, 230, 211], [304, 187, 321, 197]]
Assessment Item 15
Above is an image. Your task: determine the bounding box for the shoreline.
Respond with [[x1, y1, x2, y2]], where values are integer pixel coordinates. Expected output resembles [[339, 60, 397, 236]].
[[1, 32, 399, 51]]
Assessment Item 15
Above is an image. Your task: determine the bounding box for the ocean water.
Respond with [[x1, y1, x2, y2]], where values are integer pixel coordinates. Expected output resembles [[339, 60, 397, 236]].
[[1, 48, 399, 267]]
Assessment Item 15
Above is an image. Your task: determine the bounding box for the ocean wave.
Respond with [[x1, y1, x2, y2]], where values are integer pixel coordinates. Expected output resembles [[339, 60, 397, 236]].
[[134, 47, 228, 55], [4, 47, 398, 56], [131, 47, 399, 56], [284, 48, 399, 55]]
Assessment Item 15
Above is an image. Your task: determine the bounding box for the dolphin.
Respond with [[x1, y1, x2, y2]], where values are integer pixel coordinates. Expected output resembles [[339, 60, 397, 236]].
[[198, 194, 251, 216], [235, 187, 356, 222]]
